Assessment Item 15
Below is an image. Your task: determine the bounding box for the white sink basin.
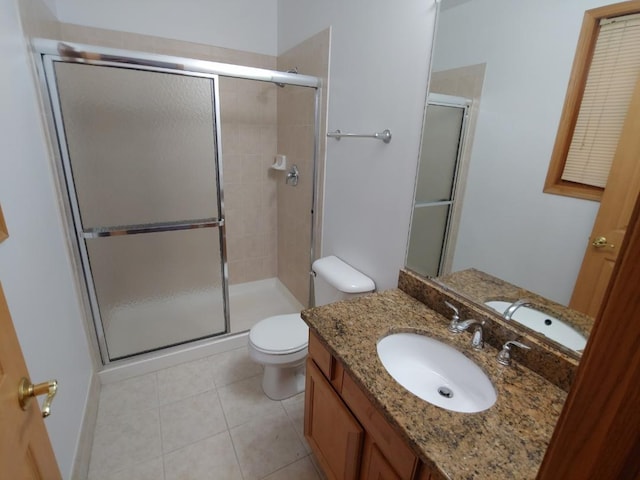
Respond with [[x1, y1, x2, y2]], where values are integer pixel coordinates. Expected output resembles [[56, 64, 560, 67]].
[[485, 301, 587, 352], [377, 333, 497, 413]]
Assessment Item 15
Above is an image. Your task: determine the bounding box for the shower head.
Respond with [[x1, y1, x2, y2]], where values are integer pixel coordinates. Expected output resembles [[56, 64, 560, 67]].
[[275, 67, 299, 87]]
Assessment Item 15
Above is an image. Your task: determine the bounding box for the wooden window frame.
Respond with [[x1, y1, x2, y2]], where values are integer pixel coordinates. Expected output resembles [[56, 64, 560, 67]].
[[544, 1, 640, 202]]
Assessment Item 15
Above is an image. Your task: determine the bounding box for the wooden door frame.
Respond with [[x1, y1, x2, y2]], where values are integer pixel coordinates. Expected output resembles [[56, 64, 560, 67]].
[[538, 191, 640, 477]]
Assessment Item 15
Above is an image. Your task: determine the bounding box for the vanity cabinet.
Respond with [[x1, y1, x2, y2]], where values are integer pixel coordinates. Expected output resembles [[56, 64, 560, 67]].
[[304, 332, 443, 480]]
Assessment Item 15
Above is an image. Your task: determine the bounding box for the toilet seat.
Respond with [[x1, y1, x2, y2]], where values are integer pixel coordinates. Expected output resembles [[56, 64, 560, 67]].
[[249, 313, 308, 355]]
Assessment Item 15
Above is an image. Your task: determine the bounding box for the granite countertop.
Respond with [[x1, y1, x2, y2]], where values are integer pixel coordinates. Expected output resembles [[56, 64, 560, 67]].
[[301, 289, 567, 480]]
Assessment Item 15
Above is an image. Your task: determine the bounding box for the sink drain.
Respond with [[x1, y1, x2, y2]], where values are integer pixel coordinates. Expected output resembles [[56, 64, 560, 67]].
[[438, 386, 454, 399]]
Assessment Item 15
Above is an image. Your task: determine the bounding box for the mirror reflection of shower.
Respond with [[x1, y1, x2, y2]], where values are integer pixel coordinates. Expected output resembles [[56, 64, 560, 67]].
[[406, 93, 471, 277], [38, 42, 321, 364]]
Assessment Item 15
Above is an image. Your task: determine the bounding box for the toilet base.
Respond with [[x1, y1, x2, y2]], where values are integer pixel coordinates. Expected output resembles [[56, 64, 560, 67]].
[[262, 362, 306, 400]]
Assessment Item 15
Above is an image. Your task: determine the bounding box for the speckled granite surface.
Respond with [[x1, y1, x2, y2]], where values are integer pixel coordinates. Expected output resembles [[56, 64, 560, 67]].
[[302, 289, 567, 480], [398, 269, 579, 392], [436, 269, 593, 339]]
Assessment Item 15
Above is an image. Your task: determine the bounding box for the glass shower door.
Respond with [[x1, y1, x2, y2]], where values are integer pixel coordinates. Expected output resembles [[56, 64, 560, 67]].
[[48, 61, 228, 361], [407, 101, 467, 277]]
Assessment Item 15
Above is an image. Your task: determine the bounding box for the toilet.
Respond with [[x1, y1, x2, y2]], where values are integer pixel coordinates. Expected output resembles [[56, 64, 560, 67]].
[[248, 255, 375, 400]]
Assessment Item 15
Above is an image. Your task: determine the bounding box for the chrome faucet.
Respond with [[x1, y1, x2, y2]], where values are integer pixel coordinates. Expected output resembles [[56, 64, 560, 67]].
[[497, 340, 531, 366], [503, 299, 534, 321], [444, 301, 462, 333], [444, 302, 484, 349], [455, 319, 485, 350]]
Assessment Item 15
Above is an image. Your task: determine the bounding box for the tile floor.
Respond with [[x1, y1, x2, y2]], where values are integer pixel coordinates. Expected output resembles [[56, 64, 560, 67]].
[[88, 346, 324, 480]]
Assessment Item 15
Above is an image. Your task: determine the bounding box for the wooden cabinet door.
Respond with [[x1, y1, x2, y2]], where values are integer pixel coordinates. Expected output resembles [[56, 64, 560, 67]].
[[361, 441, 402, 480], [304, 358, 363, 480]]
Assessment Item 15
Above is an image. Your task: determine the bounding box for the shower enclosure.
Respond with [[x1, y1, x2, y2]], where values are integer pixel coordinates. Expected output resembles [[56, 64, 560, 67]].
[[36, 41, 321, 364], [406, 93, 470, 277]]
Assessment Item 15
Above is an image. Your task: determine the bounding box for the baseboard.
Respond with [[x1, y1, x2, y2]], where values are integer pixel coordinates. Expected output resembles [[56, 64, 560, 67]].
[[71, 372, 100, 480]]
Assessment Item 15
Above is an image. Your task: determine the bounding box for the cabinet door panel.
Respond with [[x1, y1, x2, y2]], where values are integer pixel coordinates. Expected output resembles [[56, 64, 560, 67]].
[[305, 358, 363, 480], [362, 441, 402, 480], [342, 373, 418, 479]]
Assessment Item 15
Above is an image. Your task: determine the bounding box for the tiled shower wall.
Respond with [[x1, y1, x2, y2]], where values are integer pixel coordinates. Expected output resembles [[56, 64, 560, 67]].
[[220, 77, 279, 284], [277, 29, 330, 306]]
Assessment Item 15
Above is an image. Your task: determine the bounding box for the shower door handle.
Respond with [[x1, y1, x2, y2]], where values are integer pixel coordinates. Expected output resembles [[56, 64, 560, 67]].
[[81, 217, 224, 238]]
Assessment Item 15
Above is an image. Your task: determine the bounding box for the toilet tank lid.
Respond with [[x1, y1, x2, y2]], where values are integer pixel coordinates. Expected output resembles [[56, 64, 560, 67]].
[[312, 255, 375, 293]]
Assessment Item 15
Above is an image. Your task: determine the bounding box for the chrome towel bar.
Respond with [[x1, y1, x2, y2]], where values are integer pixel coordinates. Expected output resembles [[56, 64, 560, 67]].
[[327, 129, 392, 144]]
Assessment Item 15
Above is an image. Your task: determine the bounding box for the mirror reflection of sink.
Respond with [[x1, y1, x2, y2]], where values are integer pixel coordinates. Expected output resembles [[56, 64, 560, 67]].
[[377, 333, 497, 413], [485, 301, 587, 352]]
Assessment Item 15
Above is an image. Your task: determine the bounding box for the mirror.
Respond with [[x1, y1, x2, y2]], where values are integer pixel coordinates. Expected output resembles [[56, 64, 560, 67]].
[[405, 0, 623, 356]]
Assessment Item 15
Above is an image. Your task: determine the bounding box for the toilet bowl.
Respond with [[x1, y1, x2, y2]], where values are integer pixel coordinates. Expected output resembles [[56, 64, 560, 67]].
[[248, 313, 308, 400], [248, 256, 375, 400]]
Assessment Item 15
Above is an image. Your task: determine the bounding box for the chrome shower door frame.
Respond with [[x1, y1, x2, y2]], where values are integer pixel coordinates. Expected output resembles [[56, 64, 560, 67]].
[[39, 53, 229, 364], [407, 93, 471, 277], [34, 40, 323, 365]]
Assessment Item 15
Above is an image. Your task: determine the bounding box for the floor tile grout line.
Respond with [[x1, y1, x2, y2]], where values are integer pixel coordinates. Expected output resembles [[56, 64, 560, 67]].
[[158, 388, 230, 456], [257, 455, 319, 480], [227, 426, 247, 480], [153, 372, 166, 457], [215, 384, 233, 432]]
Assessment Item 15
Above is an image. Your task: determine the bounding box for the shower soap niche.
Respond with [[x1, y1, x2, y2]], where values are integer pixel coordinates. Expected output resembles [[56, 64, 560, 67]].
[[270, 154, 287, 171]]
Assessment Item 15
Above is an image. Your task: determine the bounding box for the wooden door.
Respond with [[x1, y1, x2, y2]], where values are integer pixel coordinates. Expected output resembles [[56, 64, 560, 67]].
[[304, 358, 363, 480], [0, 284, 61, 479], [537, 187, 640, 478], [570, 78, 640, 317]]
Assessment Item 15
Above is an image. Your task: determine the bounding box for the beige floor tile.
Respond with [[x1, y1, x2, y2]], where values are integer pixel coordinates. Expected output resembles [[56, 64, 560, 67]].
[[262, 456, 320, 480], [164, 431, 243, 480], [160, 390, 227, 453], [96, 372, 158, 424], [156, 357, 216, 405], [218, 374, 284, 428], [230, 409, 307, 480], [281, 392, 311, 453], [208, 346, 263, 387], [88, 456, 164, 480], [89, 409, 162, 476]]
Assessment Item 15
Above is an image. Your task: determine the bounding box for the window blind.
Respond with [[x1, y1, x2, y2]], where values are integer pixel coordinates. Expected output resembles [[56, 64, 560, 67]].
[[561, 14, 640, 188]]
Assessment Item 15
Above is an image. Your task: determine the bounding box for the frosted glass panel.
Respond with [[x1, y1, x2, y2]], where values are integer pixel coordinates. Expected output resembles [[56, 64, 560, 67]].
[[55, 62, 218, 228], [87, 228, 225, 359], [415, 105, 465, 203], [406, 205, 450, 277]]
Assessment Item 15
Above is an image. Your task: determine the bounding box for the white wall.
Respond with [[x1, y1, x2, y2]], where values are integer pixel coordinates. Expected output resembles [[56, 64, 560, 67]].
[[41, 0, 56, 16], [0, 1, 94, 477], [435, 0, 612, 304], [278, 0, 438, 290], [55, 0, 278, 55]]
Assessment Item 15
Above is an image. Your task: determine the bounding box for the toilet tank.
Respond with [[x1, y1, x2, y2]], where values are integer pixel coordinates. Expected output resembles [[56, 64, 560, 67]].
[[312, 256, 376, 307]]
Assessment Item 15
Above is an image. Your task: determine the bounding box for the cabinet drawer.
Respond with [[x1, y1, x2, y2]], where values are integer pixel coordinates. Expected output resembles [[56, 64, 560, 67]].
[[342, 372, 419, 480], [308, 331, 344, 391], [309, 331, 333, 378]]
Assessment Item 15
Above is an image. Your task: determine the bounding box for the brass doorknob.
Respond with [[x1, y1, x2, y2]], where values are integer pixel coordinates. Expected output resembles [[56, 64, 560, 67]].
[[18, 377, 58, 418], [592, 236, 614, 249]]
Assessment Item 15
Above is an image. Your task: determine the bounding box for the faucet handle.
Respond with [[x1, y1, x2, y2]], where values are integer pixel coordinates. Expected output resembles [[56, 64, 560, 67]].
[[497, 340, 531, 366], [444, 301, 461, 332], [444, 301, 459, 319]]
